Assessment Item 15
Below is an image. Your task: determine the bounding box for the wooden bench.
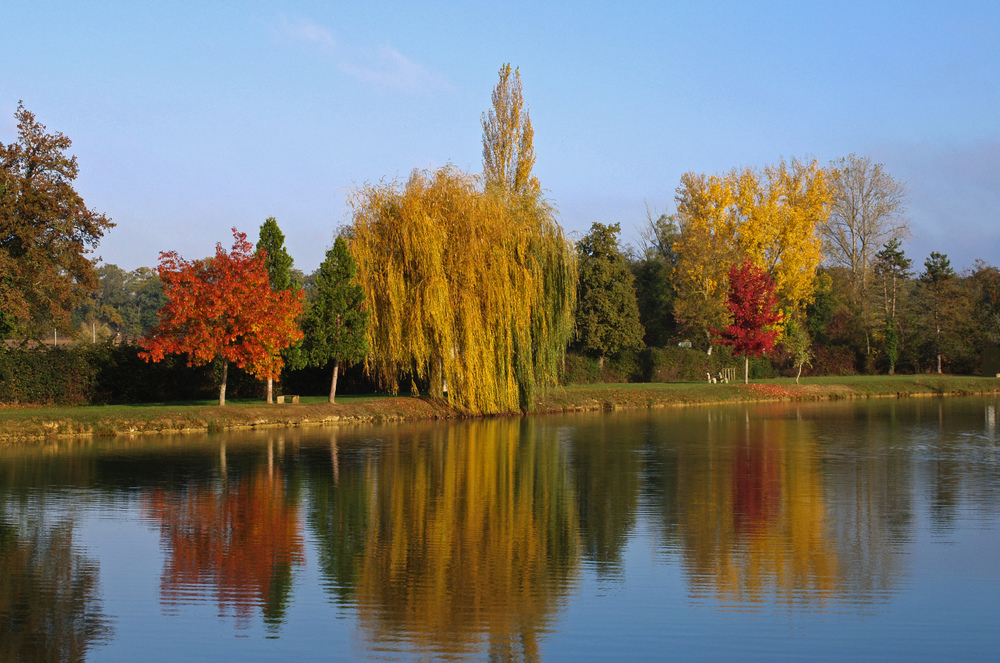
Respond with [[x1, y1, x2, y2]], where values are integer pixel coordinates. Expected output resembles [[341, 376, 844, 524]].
[[276, 395, 300, 404]]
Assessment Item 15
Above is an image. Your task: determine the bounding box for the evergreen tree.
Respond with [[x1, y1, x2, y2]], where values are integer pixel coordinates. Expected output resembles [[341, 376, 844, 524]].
[[874, 238, 912, 374], [575, 222, 644, 368], [256, 217, 295, 291], [256, 217, 298, 402], [300, 236, 369, 403], [920, 252, 956, 374]]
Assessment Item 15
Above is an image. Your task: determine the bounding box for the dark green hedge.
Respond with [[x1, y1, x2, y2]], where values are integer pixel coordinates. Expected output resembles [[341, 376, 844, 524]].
[[0, 347, 96, 405], [0, 343, 379, 406]]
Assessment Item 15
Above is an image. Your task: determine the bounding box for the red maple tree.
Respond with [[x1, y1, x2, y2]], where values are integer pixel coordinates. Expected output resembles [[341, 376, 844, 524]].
[[139, 228, 304, 405], [711, 257, 783, 384]]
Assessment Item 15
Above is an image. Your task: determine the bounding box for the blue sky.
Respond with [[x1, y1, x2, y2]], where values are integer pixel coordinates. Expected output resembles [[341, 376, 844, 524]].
[[3, 0, 998, 273]]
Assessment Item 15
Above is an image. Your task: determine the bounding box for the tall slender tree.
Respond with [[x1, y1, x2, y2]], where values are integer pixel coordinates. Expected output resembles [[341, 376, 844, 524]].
[[256, 217, 298, 403], [874, 238, 912, 374], [920, 252, 955, 374], [481, 63, 539, 197], [300, 236, 369, 403]]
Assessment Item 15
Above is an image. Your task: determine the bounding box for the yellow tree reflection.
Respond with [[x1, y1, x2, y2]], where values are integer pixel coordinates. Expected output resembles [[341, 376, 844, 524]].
[[678, 409, 842, 607], [144, 463, 304, 630], [352, 419, 578, 660]]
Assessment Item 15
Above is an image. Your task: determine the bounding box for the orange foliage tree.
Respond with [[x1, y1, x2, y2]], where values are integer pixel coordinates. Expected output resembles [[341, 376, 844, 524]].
[[139, 229, 303, 405]]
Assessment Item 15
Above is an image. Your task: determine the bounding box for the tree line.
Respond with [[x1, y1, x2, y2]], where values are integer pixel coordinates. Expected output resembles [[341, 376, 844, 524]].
[[4, 69, 1000, 412]]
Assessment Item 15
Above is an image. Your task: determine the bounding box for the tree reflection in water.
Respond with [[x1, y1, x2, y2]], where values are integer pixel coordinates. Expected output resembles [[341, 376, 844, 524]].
[[143, 447, 304, 632], [676, 407, 843, 608], [0, 518, 113, 663], [312, 418, 579, 661]]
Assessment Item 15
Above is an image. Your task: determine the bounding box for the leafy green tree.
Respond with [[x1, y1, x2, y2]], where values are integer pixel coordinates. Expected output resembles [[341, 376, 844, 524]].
[[74, 265, 166, 342], [631, 212, 679, 346], [256, 217, 299, 403], [972, 260, 1000, 344], [1, 103, 114, 341], [300, 236, 369, 403], [782, 319, 813, 384], [575, 222, 644, 368]]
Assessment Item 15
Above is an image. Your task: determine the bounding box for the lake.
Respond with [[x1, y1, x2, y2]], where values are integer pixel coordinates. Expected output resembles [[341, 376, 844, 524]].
[[2, 396, 999, 661]]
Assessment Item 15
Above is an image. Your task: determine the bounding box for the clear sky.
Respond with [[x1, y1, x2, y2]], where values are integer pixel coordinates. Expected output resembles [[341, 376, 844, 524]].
[[3, 0, 998, 273]]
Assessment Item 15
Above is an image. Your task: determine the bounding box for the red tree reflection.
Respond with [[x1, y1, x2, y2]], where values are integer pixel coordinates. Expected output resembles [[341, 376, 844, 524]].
[[144, 467, 304, 628]]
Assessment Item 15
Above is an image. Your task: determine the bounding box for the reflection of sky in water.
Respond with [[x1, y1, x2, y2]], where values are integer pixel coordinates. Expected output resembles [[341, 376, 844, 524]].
[[1, 397, 999, 662]]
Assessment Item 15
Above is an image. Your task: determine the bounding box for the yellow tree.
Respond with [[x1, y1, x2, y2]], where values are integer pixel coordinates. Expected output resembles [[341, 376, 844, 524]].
[[350, 168, 575, 415], [349, 66, 575, 415], [481, 63, 539, 197], [673, 159, 830, 342]]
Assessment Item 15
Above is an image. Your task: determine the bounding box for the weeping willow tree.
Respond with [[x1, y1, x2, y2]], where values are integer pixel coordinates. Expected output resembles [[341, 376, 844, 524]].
[[349, 167, 575, 414]]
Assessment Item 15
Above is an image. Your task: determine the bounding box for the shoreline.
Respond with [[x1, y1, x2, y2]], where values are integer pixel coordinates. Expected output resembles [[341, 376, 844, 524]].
[[2, 375, 998, 443]]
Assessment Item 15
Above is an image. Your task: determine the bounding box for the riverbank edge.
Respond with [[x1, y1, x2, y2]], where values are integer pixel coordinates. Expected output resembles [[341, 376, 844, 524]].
[[2, 376, 998, 443]]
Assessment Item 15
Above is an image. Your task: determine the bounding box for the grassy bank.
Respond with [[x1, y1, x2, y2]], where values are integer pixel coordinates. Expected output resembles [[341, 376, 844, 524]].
[[1, 374, 998, 442]]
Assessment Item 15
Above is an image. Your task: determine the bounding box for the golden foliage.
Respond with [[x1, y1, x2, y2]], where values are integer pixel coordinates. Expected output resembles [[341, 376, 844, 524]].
[[349, 167, 576, 414], [676, 413, 843, 606], [482, 63, 539, 196], [674, 159, 831, 337], [354, 419, 578, 658]]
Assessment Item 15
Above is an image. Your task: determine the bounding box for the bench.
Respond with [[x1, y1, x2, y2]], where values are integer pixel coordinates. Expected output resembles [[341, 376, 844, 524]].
[[276, 395, 300, 404]]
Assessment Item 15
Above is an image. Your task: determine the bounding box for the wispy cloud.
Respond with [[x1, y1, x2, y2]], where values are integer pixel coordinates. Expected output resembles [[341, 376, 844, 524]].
[[274, 15, 451, 95], [337, 44, 452, 94], [276, 15, 336, 55]]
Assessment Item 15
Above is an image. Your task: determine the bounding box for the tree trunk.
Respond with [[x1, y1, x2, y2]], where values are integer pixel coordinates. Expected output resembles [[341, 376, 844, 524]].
[[744, 355, 749, 384], [219, 359, 228, 406], [936, 321, 942, 374], [329, 359, 340, 404], [796, 361, 802, 384], [266, 377, 273, 404], [599, 355, 605, 370]]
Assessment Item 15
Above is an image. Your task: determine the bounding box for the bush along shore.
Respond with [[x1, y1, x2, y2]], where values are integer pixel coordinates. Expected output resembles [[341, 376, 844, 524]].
[[1, 374, 998, 442]]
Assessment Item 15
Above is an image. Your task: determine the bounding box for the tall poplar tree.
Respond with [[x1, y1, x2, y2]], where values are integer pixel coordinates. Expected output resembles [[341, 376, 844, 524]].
[[481, 63, 539, 196], [300, 236, 369, 403]]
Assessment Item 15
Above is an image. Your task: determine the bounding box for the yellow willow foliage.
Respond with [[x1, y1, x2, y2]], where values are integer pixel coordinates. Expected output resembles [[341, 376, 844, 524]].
[[354, 419, 579, 658], [349, 167, 576, 414], [674, 159, 831, 335], [676, 414, 843, 606]]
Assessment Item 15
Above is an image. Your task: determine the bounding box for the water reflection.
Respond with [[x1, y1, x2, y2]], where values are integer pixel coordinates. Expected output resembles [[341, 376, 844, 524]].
[[0, 517, 113, 662], [0, 398, 998, 659], [142, 447, 304, 632], [337, 419, 579, 661], [674, 409, 843, 608]]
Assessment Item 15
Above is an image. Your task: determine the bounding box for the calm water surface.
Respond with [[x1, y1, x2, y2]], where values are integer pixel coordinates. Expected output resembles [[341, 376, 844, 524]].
[[2, 397, 999, 661]]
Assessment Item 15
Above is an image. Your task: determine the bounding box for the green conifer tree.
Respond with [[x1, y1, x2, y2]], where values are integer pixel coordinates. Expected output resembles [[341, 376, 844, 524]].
[[256, 217, 298, 402], [301, 236, 369, 403]]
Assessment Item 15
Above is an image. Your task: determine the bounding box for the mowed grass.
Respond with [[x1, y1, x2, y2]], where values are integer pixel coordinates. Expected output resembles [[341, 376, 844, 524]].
[[1, 374, 997, 441]]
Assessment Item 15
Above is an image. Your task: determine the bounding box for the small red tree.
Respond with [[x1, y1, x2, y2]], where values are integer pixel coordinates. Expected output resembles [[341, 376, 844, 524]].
[[139, 229, 304, 405], [711, 258, 783, 384]]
